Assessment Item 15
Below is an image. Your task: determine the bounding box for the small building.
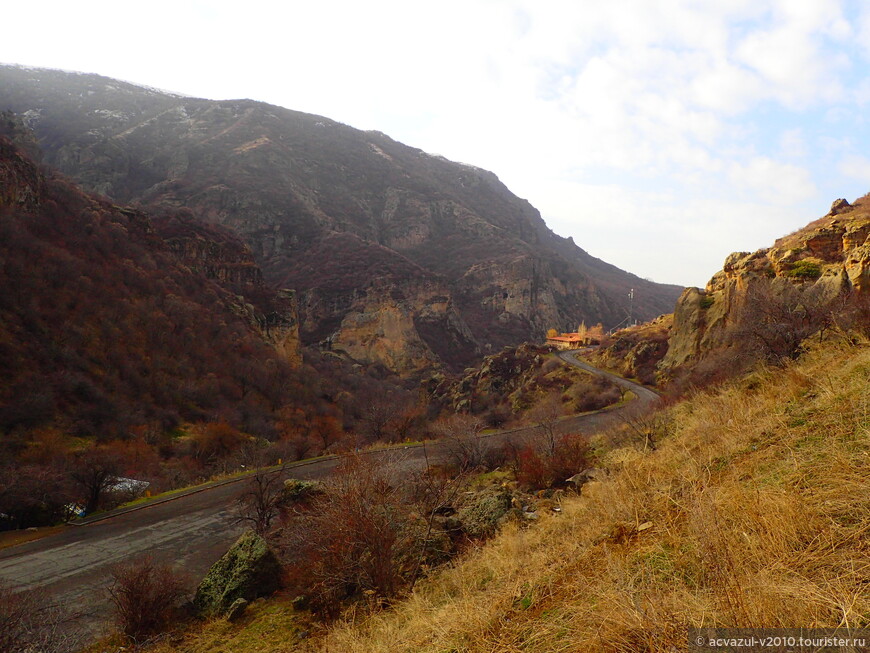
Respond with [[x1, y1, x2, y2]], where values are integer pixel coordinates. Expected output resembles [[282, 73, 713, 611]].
[[545, 322, 604, 349], [546, 333, 588, 350]]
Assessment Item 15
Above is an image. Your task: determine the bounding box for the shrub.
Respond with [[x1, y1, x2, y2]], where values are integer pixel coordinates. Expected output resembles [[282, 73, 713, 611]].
[[786, 260, 822, 279], [107, 556, 188, 644], [0, 582, 80, 653]]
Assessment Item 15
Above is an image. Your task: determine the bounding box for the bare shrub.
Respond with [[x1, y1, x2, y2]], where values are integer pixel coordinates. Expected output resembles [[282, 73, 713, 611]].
[[278, 456, 423, 617], [0, 582, 83, 653], [733, 279, 838, 362], [614, 400, 671, 452], [510, 432, 593, 490], [107, 556, 188, 644], [528, 391, 563, 457], [432, 414, 486, 471]]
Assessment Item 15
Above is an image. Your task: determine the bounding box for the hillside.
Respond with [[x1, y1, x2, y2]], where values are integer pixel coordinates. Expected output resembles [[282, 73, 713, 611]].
[[140, 337, 870, 652], [0, 134, 306, 450], [0, 65, 683, 374]]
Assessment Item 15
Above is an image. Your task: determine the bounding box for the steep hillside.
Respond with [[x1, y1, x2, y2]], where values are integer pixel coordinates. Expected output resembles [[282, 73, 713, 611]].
[[661, 197, 870, 375], [0, 135, 303, 441], [141, 337, 870, 652], [0, 65, 682, 373]]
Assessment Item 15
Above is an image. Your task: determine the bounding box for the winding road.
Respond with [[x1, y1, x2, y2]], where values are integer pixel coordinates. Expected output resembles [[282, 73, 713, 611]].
[[0, 351, 658, 644]]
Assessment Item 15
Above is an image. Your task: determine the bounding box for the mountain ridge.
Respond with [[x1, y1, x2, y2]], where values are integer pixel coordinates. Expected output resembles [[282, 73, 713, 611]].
[[0, 64, 682, 373]]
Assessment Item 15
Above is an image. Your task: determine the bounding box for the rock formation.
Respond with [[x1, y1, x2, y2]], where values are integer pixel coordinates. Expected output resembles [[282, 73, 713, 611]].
[[662, 197, 870, 371], [193, 530, 281, 617]]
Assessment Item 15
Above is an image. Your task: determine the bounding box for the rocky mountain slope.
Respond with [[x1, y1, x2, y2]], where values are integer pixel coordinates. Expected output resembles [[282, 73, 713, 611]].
[[0, 65, 682, 373], [661, 196, 870, 372], [0, 132, 303, 440]]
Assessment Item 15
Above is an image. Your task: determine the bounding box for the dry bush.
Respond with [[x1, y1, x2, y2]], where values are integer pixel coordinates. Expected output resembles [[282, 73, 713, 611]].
[[431, 414, 487, 471], [278, 455, 470, 618], [511, 432, 594, 490], [278, 456, 414, 617], [107, 556, 188, 644], [0, 582, 83, 653]]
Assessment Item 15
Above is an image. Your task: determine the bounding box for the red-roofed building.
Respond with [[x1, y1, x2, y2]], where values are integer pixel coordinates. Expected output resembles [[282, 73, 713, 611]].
[[545, 322, 604, 350]]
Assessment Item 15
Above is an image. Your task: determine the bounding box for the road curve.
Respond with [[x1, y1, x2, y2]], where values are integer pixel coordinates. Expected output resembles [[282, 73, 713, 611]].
[[557, 350, 660, 406], [0, 350, 660, 644]]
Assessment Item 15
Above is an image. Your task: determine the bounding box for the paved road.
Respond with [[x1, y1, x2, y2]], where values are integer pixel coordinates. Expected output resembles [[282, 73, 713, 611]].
[[0, 352, 658, 644]]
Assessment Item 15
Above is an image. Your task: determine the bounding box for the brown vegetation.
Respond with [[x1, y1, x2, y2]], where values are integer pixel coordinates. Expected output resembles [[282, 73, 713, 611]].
[[107, 556, 189, 645]]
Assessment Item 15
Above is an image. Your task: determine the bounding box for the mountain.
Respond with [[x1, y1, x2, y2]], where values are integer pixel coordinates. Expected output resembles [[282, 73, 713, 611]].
[[0, 132, 304, 440], [0, 65, 682, 374], [661, 196, 870, 376]]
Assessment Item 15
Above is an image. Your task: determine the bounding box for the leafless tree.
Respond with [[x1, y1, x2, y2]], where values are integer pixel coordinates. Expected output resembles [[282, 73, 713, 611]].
[[432, 414, 487, 471], [528, 391, 564, 457], [235, 468, 284, 536], [733, 279, 839, 362], [406, 454, 468, 590], [70, 447, 122, 514]]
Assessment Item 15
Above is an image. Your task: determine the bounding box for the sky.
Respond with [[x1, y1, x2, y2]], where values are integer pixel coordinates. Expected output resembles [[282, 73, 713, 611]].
[[4, 0, 870, 287]]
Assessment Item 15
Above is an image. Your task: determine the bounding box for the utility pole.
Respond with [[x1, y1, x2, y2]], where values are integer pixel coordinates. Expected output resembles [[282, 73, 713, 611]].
[[628, 288, 634, 327]]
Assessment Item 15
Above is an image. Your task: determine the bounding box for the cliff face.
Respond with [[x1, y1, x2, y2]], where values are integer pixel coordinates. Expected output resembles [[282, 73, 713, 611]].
[[662, 197, 870, 371], [0, 65, 683, 374]]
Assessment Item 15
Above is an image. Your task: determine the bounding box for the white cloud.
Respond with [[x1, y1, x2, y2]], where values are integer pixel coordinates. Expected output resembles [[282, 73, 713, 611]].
[[729, 157, 817, 204], [0, 0, 867, 287], [839, 155, 870, 183]]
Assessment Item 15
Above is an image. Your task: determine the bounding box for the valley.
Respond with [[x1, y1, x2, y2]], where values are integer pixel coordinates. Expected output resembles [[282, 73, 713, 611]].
[[0, 354, 657, 646], [1, 56, 869, 653]]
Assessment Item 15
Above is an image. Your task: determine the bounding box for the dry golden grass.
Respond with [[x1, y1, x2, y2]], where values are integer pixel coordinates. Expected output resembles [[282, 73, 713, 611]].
[[322, 340, 870, 652], [148, 340, 870, 652]]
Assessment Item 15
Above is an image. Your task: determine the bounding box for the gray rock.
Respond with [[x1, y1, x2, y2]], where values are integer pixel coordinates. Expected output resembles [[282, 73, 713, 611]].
[[457, 489, 513, 538], [225, 597, 248, 622], [566, 467, 607, 486], [193, 530, 281, 617]]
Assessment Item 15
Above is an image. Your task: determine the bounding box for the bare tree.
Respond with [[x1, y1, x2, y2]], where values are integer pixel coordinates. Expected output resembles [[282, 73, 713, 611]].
[[432, 414, 487, 471], [69, 447, 122, 514], [528, 391, 564, 457], [406, 456, 468, 590], [236, 468, 284, 536], [734, 279, 838, 362]]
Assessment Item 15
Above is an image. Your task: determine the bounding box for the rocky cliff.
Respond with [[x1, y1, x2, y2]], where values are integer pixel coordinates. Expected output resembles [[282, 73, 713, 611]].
[[0, 65, 682, 374], [152, 210, 302, 367], [662, 197, 870, 371]]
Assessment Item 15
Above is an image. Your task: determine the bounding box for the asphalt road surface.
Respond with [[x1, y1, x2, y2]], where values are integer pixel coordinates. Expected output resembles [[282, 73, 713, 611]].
[[0, 351, 659, 645]]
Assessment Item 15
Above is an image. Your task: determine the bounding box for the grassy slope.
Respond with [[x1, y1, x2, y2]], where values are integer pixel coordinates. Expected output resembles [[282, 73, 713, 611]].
[[151, 339, 870, 652]]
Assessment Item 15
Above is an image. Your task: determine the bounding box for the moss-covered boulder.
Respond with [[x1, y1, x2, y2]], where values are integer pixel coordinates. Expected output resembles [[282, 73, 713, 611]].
[[282, 478, 322, 503], [457, 489, 514, 539], [193, 530, 281, 617]]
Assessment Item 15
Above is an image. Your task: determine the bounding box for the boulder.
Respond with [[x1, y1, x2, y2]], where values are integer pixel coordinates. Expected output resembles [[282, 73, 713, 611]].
[[567, 467, 607, 486], [282, 478, 322, 503], [828, 198, 852, 216], [225, 597, 248, 622], [457, 489, 513, 539], [193, 530, 281, 617]]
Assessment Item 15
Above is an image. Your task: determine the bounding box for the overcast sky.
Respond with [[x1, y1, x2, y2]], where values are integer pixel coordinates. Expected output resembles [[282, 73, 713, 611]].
[[4, 0, 870, 287]]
